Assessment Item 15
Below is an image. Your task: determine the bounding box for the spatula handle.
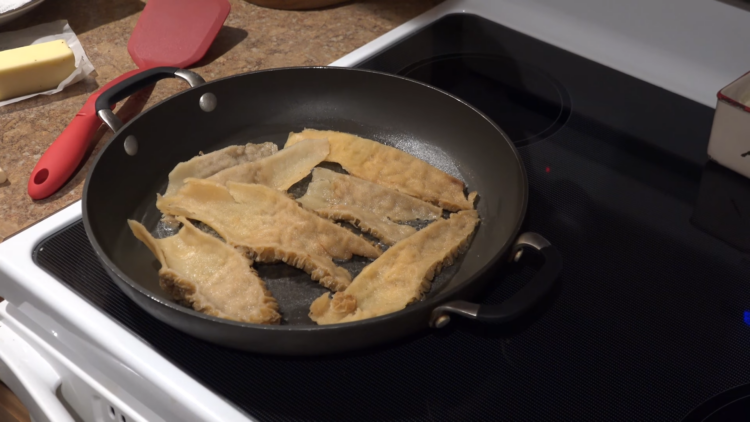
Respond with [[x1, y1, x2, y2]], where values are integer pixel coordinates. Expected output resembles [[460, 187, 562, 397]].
[[28, 69, 143, 200], [27, 109, 100, 199]]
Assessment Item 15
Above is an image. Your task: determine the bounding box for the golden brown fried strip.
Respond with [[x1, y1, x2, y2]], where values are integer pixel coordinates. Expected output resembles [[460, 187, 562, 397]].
[[310, 210, 480, 324], [209, 138, 328, 191], [164, 142, 277, 197], [286, 129, 474, 211], [298, 168, 442, 222], [297, 168, 442, 245], [311, 206, 416, 246], [156, 179, 381, 291], [128, 217, 280, 324]]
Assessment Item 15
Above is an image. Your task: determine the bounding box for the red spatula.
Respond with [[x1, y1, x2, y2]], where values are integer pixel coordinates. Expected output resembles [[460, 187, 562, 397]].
[[28, 0, 230, 200]]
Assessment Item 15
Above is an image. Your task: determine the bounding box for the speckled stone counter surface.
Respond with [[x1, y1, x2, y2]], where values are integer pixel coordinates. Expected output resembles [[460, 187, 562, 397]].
[[0, 0, 440, 242]]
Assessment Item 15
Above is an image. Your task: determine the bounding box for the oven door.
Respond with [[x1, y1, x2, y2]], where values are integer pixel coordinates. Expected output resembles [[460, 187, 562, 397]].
[[0, 315, 74, 422], [0, 301, 148, 422]]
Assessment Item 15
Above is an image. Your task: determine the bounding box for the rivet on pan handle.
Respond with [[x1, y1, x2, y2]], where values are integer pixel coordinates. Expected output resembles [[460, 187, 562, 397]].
[[430, 232, 562, 328], [95, 67, 206, 133]]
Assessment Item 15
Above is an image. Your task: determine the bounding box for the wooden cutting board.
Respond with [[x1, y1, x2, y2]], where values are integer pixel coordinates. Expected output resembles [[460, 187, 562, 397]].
[[0, 382, 30, 422]]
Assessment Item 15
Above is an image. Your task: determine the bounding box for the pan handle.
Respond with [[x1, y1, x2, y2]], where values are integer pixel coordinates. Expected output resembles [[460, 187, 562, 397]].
[[95, 67, 206, 132], [429, 232, 562, 328]]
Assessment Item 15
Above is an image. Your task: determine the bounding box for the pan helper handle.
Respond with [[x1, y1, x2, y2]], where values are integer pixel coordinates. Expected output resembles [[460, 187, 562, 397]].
[[430, 233, 562, 327], [95, 67, 206, 132]]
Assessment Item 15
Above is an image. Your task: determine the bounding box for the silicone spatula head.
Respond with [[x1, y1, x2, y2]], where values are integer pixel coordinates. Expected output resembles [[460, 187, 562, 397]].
[[128, 0, 231, 69]]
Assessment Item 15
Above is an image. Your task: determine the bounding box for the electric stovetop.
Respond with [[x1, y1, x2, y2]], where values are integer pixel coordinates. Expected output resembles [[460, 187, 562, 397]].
[[34, 14, 750, 421]]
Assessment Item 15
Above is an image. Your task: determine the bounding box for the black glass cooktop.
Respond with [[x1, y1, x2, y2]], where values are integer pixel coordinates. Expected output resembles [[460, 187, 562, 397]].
[[34, 14, 750, 422]]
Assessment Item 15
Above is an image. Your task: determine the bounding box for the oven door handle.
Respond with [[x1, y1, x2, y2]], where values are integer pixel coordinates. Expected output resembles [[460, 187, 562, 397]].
[[0, 323, 75, 422]]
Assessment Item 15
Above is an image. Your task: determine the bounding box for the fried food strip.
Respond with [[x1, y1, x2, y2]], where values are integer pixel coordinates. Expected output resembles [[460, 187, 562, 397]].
[[156, 179, 381, 291], [298, 168, 442, 244], [298, 168, 442, 221], [128, 217, 280, 324], [311, 206, 416, 246], [286, 129, 474, 211], [164, 142, 277, 196], [209, 138, 328, 191], [310, 210, 480, 324]]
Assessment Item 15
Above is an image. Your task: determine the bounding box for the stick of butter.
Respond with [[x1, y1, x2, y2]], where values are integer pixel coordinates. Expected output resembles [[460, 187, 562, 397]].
[[0, 40, 76, 101]]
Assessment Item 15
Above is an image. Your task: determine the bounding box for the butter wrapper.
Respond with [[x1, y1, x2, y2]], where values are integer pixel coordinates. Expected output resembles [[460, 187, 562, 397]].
[[0, 20, 95, 107]]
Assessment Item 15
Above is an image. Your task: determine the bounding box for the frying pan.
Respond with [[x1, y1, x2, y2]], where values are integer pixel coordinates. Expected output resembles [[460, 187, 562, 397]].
[[27, 0, 230, 200], [82, 66, 562, 355]]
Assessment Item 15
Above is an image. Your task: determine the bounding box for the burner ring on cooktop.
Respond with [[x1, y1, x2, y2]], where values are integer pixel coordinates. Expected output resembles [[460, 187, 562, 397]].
[[398, 53, 571, 147]]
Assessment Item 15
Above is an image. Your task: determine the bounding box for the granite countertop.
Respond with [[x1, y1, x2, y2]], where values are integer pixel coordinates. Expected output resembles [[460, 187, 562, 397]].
[[0, 0, 439, 242]]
